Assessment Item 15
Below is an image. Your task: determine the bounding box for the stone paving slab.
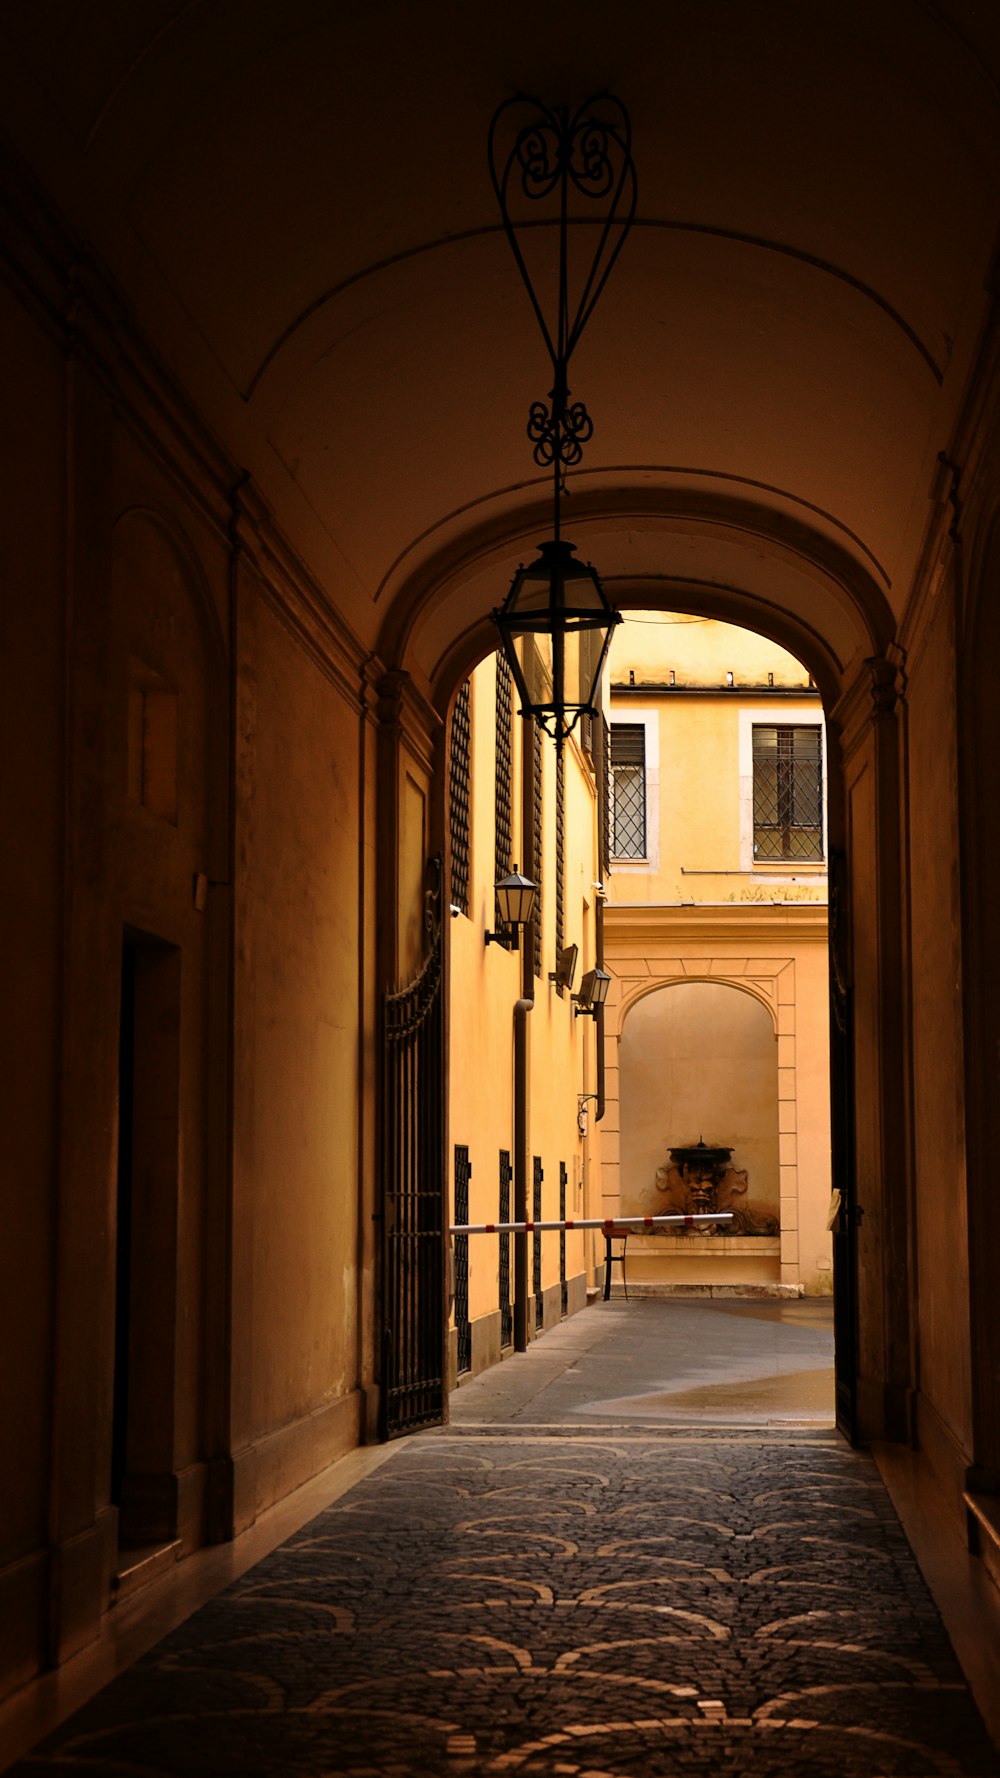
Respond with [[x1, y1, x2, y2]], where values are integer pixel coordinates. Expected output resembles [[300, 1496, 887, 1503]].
[[10, 1429, 999, 1778], [449, 1299, 836, 1429]]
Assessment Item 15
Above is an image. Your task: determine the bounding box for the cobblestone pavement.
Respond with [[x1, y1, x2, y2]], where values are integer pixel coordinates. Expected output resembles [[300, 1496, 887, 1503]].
[[11, 1427, 1000, 1777]]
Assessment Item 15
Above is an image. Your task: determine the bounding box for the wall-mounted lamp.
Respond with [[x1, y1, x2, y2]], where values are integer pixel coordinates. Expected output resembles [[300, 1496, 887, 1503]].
[[549, 942, 579, 991], [485, 866, 538, 950], [573, 965, 612, 1018], [577, 1091, 599, 1136]]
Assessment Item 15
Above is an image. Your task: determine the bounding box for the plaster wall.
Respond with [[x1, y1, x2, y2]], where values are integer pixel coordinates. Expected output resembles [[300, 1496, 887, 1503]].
[[906, 582, 973, 1466], [611, 616, 812, 689], [607, 618, 825, 902], [0, 286, 65, 1684], [108, 495, 224, 1545], [233, 595, 363, 1461]]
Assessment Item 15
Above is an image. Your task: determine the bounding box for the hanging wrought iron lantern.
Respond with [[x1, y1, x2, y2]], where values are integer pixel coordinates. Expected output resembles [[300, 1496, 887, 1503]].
[[488, 91, 636, 744], [494, 540, 619, 742]]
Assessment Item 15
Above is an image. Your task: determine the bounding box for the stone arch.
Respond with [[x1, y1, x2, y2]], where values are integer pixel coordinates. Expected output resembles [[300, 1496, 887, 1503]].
[[617, 972, 779, 1036], [376, 485, 906, 1433], [112, 504, 227, 662], [379, 484, 894, 716]]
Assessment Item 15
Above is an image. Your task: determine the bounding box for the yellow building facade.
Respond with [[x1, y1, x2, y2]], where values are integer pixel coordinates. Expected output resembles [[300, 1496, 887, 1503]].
[[445, 654, 606, 1380], [601, 617, 833, 1296]]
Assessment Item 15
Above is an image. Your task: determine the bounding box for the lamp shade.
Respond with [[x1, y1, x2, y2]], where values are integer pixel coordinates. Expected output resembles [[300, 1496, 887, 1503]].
[[493, 539, 621, 741], [578, 965, 612, 1010], [495, 869, 538, 928]]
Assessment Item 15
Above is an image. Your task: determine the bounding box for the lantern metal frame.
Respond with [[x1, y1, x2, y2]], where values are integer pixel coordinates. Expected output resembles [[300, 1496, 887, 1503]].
[[488, 92, 636, 745], [573, 965, 612, 1018], [493, 539, 621, 743], [484, 866, 538, 950]]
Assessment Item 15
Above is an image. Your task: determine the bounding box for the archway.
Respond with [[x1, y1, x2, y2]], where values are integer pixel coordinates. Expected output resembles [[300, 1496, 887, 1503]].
[[377, 491, 909, 1448]]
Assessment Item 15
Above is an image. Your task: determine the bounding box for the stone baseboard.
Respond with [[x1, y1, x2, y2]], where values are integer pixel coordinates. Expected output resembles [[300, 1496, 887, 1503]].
[[608, 1281, 804, 1300], [226, 1390, 363, 1537]]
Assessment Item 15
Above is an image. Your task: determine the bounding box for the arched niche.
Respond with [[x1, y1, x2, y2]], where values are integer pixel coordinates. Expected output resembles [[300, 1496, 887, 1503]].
[[110, 505, 228, 881], [618, 980, 779, 1226]]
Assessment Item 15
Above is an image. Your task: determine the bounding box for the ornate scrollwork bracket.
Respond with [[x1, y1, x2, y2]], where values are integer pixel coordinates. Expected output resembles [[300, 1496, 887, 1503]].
[[488, 92, 637, 493], [423, 852, 443, 946]]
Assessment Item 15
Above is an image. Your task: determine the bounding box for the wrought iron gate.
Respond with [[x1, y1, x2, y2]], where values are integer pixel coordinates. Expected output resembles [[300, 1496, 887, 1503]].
[[380, 861, 446, 1439]]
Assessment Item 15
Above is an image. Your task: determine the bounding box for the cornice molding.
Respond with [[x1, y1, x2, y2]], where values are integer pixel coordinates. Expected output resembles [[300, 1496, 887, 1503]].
[[831, 651, 905, 760], [603, 903, 828, 948], [376, 668, 442, 776], [231, 479, 372, 710]]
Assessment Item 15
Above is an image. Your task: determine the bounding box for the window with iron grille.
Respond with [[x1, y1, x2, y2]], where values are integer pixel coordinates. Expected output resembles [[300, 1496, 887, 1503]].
[[599, 716, 611, 878], [610, 723, 646, 859], [752, 724, 823, 860], [449, 679, 472, 915]]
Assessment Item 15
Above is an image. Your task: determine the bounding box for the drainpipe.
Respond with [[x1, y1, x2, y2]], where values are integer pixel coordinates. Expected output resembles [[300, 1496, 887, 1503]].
[[595, 890, 606, 1123], [513, 991, 532, 1351]]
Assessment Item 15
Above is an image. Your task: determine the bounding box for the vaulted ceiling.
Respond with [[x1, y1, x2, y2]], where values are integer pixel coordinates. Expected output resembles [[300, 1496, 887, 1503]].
[[3, 0, 1000, 693]]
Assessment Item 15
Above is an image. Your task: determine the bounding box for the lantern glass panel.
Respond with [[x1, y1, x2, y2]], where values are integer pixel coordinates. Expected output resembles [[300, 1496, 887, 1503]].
[[495, 872, 537, 927], [591, 967, 612, 1006]]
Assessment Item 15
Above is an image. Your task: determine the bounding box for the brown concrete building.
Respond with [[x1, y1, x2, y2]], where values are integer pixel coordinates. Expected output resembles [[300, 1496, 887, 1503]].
[[3, 0, 1000, 1704]]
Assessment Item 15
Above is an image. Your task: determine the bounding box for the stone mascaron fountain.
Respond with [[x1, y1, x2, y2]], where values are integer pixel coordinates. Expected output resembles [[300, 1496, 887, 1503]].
[[654, 1138, 779, 1235]]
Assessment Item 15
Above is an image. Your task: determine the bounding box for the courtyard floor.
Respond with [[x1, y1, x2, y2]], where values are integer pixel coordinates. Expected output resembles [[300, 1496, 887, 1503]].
[[3, 1298, 999, 1777]]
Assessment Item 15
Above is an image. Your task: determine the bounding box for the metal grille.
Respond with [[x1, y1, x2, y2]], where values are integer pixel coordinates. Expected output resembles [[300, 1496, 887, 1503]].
[[611, 723, 646, 859], [752, 724, 823, 860], [533, 1155, 544, 1332], [381, 908, 445, 1439], [499, 1148, 512, 1349], [495, 653, 513, 882], [449, 679, 472, 916], [555, 743, 566, 994], [454, 1145, 471, 1375], [559, 1161, 568, 1318], [532, 721, 543, 979]]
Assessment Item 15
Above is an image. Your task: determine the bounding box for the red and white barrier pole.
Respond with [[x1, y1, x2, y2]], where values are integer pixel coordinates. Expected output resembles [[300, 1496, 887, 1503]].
[[449, 1213, 733, 1234]]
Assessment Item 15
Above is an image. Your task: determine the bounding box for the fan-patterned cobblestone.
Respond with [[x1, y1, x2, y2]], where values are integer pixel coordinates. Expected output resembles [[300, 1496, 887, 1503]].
[[10, 1428, 999, 1777]]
